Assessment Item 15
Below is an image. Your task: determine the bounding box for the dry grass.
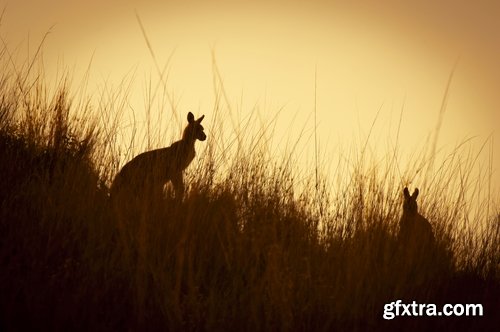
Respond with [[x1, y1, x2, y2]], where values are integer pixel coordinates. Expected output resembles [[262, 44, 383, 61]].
[[0, 46, 498, 331]]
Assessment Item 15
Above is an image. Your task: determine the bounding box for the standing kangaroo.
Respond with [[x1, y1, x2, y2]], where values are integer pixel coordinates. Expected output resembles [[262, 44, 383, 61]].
[[110, 112, 206, 202], [399, 187, 434, 248]]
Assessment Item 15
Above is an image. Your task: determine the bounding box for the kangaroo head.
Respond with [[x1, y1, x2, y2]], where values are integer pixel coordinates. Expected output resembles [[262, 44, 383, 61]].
[[403, 187, 419, 215], [183, 112, 207, 142]]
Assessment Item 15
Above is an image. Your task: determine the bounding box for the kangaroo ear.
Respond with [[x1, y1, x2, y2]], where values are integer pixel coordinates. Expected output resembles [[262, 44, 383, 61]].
[[197, 115, 205, 123], [187, 112, 194, 123], [403, 187, 410, 199], [412, 188, 419, 199]]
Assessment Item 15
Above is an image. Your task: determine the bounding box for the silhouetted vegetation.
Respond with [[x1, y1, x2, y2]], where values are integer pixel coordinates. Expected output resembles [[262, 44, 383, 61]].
[[0, 49, 498, 331]]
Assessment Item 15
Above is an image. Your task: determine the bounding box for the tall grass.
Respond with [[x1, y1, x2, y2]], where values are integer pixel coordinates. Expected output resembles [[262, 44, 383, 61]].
[[0, 46, 498, 331]]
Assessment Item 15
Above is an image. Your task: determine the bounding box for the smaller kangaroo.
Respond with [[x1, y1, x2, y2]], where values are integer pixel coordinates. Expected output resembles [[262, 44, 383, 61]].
[[399, 187, 434, 247], [110, 112, 206, 202]]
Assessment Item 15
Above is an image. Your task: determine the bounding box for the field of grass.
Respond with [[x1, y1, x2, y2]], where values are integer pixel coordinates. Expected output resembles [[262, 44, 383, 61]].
[[0, 49, 498, 331]]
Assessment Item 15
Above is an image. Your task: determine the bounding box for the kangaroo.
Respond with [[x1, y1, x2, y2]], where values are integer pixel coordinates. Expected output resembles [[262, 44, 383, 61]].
[[399, 187, 434, 248], [110, 112, 206, 202]]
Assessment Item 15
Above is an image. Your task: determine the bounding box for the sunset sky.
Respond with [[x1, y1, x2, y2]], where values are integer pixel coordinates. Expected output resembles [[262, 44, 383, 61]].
[[2, 0, 499, 199]]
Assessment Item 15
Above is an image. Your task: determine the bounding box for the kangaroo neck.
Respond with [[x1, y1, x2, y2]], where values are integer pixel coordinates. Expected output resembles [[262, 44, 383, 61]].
[[402, 210, 416, 220], [180, 136, 196, 149]]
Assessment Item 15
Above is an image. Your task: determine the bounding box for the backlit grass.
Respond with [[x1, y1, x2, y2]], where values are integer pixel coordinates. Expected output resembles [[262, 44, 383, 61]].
[[0, 47, 498, 331]]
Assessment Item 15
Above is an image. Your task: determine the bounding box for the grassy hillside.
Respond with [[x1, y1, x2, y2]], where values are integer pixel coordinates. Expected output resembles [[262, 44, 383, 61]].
[[0, 54, 498, 331]]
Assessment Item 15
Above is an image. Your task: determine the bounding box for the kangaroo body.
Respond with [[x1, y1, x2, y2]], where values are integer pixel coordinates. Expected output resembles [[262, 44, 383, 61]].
[[399, 187, 434, 248], [110, 112, 206, 202]]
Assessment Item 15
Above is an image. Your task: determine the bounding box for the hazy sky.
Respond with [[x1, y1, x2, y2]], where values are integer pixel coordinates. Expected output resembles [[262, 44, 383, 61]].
[[2, 0, 499, 197]]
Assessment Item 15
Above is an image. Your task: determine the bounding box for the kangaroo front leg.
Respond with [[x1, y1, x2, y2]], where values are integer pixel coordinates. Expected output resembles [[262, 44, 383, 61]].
[[171, 172, 185, 200]]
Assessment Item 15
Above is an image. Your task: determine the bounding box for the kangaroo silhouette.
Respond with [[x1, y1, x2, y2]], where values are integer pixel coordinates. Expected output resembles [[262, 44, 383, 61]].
[[110, 112, 206, 202], [399, 187, 434, 248]]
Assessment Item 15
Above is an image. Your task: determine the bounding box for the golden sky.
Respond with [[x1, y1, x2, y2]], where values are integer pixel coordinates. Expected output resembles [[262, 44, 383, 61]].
[[3, 0, 499, 198]]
